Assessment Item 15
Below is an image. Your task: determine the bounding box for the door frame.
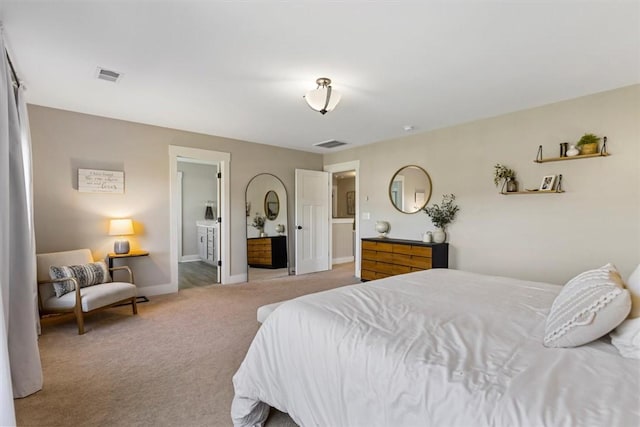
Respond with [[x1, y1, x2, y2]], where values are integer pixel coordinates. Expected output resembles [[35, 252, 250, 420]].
[[169, 146, 230, 288], [324, 160, 360, 278]]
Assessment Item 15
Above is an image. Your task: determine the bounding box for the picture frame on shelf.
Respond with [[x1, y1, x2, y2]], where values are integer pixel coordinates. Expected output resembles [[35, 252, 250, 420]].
[[539, 175, 556, 191]]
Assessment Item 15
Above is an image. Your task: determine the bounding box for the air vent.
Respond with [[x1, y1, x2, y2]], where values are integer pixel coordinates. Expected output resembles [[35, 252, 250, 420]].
[[96, 67, 122, 83], [313, 140, 347, 149]]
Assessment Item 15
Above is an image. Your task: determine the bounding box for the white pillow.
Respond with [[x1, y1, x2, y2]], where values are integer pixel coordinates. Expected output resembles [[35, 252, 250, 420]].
[[610, 317, 640, 359], [625, 264, 640, 318], [544, 264, 631, 348], [607, 264, 640, 358]]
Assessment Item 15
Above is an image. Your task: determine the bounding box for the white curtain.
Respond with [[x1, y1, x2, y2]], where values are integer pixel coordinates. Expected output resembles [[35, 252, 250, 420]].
[[0, 29, 43, 426]]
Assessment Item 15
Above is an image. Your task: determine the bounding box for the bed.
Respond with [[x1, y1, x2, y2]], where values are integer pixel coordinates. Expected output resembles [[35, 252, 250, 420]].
[[231, 268, 640, 426]]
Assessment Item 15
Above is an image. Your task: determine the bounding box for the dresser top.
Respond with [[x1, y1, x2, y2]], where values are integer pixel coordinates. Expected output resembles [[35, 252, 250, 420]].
[[362, 237, 448, 247]]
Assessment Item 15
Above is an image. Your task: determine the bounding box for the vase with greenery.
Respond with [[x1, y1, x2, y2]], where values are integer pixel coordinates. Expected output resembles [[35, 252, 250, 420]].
[[251, 213, 266, 235], [493, 164, 517, 192], [422, 194, 459, 243], [576, 133, 600, 155]]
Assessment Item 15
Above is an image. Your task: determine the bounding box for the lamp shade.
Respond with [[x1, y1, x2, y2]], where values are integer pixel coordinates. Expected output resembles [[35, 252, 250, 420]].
[[304, 77, 341, 115], [109, 219, 134, 236]]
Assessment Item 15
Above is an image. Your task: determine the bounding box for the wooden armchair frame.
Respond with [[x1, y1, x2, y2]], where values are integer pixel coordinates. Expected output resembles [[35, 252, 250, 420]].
[[38, 265, 138, 335]]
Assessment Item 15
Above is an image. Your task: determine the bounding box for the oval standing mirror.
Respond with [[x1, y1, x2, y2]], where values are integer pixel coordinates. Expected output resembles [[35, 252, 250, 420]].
[[245, 173, 289, 281], [264, 190, 279, 220], [389, 165, 432, 214]]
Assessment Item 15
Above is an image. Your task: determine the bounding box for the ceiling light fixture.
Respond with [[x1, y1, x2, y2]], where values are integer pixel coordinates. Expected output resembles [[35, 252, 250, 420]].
[[304, 77, 341, 115]]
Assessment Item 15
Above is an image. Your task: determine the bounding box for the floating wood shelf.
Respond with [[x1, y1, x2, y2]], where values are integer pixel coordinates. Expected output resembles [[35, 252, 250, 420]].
[[534, 152, 610, 163], [534, 137, 609, 163], [501, 190, 565, 195]]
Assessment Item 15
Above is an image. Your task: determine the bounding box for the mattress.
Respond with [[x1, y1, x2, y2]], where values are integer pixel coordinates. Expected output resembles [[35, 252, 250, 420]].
[[232, 268, 640, 426]]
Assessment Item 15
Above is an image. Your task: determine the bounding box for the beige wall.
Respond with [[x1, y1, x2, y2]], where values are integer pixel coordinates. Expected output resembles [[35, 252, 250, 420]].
[[324, 85, 640, 284], [29, 105, 322, 290]]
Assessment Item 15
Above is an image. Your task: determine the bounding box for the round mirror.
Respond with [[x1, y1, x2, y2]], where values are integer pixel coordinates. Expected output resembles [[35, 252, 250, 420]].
[[389, 165, 432, 214], [264, 190, 280, 220]]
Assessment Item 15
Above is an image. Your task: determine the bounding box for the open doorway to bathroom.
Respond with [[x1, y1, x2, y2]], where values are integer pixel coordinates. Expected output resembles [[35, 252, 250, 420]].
[[177, 159, 220, 289], [325, 161, 360, 278]]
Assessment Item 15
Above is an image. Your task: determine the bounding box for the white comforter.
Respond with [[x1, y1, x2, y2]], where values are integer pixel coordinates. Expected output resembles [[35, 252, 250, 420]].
[[231, 269, 640, 427]]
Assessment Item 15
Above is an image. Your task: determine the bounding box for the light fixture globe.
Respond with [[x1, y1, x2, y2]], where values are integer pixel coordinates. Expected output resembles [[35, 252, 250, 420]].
[[304, 77, 341, 115]]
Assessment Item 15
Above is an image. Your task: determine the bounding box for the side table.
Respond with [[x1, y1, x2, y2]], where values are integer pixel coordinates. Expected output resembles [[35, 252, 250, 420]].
[[107, 250, 150, 303]]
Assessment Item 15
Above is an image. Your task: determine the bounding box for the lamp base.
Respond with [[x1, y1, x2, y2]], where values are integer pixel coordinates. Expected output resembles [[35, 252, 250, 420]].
[[114, 240, 130, 254]]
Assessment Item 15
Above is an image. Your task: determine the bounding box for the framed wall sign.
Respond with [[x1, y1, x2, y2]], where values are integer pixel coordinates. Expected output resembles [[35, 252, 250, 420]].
[[78, 168, 125, 193]]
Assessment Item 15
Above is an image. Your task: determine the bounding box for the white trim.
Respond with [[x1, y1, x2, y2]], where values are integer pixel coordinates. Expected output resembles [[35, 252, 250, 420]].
[[180, 254, 201, 263], [177, 171, 183, 261], [332, 218, 354, 224], [332, 256, 354, 264], [227, 273, 247, 284], [169, 146, 231, 291], [137, 283, 175, 297], [324, 160, 361, 278]]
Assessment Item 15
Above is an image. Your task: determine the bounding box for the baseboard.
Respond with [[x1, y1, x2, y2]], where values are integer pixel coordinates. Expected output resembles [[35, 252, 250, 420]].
[[136, 283, 175, 297], [226, 273, 247, 284], [180, 255, 201, 263], [332, 256, 354, 265]]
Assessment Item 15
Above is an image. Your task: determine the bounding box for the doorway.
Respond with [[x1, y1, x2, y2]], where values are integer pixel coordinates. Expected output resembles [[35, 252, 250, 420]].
[[169, 146, 230, 291], [324, 161, 360, 278], [177, 160, 219, 288]]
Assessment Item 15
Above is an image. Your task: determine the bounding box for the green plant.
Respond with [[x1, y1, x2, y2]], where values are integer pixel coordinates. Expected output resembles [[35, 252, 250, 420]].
[[422, 194, 459, 229], [493, 164, 516, 187], [251, 213, 266, 229], [576, 133, 601, 147]]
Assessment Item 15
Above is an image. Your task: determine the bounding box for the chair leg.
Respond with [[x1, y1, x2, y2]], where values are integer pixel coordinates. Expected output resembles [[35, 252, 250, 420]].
[[75, 307, 85, 335], [132, 296, 138, 315]]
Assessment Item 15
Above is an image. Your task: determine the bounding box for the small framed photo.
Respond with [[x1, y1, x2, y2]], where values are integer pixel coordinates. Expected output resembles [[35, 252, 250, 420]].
[[539, 175, 556, 191]]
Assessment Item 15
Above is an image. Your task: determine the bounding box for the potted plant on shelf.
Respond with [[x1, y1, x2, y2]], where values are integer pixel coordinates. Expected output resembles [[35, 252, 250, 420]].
[[576, 133, 601, 155], [251, 213, 266, 237], [493, 164, 518, 193], [422, 194, 459, 243]]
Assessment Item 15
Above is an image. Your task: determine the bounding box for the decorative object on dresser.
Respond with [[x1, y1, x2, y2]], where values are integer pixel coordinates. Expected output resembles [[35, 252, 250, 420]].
[[422, 194, 459, 243], [361, 237, 448, 281], [493, 164, 518, 193], [375, 220, 390, 238], [247, 236, 287, 269], [275, 223, 285, 235], [251, 213, 266, 237]]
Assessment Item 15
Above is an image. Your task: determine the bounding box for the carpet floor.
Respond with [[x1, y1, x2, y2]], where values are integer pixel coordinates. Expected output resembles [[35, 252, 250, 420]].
[[15, 263, 359, 426]]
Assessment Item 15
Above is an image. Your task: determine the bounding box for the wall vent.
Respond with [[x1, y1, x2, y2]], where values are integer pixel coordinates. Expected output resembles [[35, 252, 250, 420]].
[[96, 67, 122, 83], [313, 140, 347, 149]]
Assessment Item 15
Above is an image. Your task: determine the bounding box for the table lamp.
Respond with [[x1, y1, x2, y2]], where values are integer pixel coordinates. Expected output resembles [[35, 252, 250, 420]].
[[109, 218, 134, 254]]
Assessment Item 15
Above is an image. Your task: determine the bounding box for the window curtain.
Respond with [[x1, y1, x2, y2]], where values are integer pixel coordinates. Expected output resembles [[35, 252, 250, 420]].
[[0, 29, 43, 426]]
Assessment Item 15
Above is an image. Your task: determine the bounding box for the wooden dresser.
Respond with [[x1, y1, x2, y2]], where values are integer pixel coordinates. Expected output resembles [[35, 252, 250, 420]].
[[361, 237, 448, 281], [247, 235, 287, 268]]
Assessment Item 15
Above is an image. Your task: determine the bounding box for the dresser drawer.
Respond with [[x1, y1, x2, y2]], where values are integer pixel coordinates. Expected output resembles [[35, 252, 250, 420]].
[[361, 238, 448, 281], [392, 253, 432, 269]]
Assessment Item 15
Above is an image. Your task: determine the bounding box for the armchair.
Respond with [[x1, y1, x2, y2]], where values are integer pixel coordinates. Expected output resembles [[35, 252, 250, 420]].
[[36, 249, 138, 334]]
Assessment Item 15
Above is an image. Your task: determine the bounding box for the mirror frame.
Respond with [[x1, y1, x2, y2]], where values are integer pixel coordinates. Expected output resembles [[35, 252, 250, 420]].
[[264, 190, 280, 220], [245, 173, 290, 280], [389, 165, 433, 214]]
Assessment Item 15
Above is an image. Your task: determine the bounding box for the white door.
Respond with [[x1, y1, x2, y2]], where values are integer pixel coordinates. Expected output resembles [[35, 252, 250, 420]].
[[295, 169, 330, 275]]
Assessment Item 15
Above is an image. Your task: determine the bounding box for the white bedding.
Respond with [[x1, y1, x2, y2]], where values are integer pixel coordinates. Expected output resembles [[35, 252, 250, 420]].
[[231, 269, 640, 427]]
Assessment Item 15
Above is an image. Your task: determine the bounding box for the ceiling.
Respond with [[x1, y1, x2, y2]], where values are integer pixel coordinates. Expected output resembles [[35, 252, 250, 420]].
[[1, 1, 639, 153]]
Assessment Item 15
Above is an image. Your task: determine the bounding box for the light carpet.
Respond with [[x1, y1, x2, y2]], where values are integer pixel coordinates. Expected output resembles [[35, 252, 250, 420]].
[[15, 263, 358, 426]]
